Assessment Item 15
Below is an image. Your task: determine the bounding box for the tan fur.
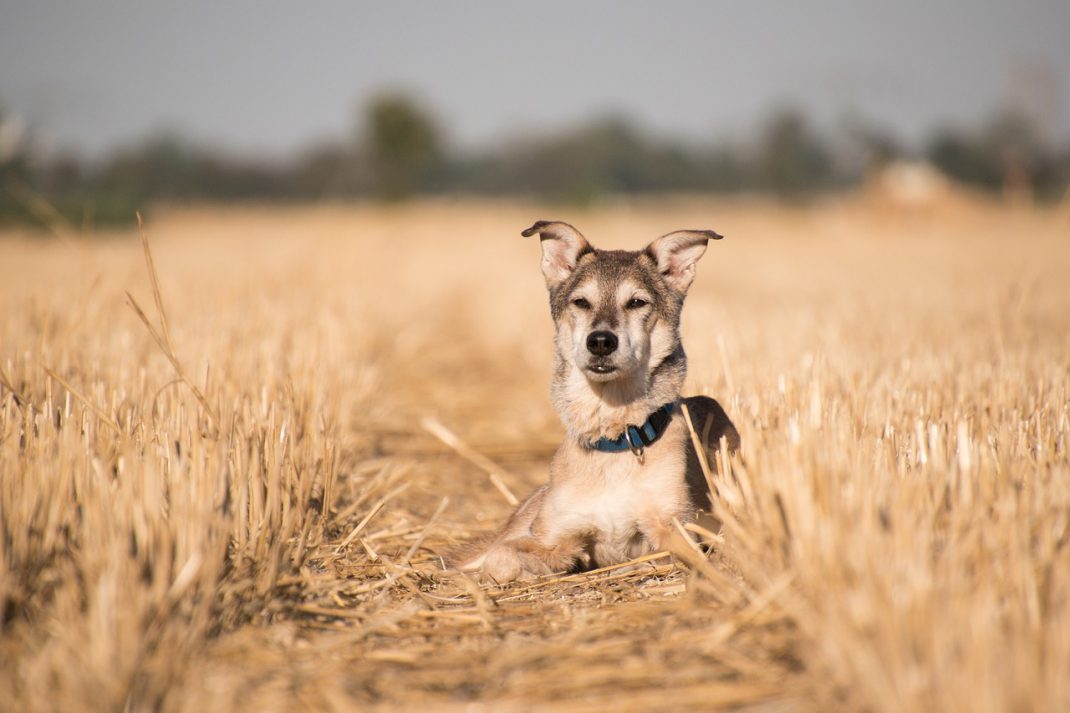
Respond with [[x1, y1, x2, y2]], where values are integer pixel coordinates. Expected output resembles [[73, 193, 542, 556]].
[[453, 222, 738, 582]]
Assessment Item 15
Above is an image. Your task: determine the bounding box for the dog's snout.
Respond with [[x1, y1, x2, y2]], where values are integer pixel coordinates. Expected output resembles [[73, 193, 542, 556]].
[[586, 331, 618, 356]]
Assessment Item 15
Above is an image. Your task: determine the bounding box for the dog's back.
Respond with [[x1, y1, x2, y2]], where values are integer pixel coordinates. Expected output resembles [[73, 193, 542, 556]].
[[681, 395, 740, 511]]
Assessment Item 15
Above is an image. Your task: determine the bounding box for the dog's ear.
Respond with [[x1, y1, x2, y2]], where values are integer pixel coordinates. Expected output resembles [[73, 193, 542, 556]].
[[521, 220, 593, 288], [645, 229, 722, 293]]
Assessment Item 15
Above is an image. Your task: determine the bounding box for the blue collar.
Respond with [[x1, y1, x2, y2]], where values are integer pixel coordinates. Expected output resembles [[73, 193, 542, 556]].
[[590, 401, 678, 455]]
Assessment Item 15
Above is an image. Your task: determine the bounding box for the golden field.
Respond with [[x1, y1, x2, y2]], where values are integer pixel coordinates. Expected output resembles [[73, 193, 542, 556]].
[[0, 197, 1068, 712]]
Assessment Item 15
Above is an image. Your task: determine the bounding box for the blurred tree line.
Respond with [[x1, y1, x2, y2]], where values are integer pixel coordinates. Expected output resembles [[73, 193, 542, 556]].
[[2, 93, 1068, 227]]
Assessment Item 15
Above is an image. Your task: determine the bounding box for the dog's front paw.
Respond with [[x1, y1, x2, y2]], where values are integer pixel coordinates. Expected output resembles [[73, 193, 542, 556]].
[[480, 538, 578, 583], [481, 545, 523, 583]]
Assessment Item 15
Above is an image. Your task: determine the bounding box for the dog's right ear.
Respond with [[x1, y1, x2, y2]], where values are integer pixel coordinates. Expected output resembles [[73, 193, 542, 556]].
[[521, 220, 593, 289]]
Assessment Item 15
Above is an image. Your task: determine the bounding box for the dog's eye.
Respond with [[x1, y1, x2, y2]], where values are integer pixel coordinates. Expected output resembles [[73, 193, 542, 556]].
[[625, 297, 649, 309], [572, 297, 592, 310]]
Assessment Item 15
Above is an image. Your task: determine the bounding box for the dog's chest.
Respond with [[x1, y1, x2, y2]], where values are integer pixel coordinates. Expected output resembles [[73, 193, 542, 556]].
[[548, 431, 690, 539]]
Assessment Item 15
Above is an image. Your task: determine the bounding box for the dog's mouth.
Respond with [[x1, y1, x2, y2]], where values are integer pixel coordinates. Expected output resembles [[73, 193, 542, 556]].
[[586, 363, 618, 375]]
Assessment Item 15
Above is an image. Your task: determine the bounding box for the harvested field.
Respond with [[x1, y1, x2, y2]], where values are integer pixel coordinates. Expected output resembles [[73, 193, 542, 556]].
[[1, 198, 1068, 712]]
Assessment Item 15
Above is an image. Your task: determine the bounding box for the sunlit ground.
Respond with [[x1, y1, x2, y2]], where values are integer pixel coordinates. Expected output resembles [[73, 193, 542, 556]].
[[1, 195, 1068, 711]]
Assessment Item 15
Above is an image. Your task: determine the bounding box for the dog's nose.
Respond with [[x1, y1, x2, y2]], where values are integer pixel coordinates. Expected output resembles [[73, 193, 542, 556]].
[[586, 331, 618, 356]]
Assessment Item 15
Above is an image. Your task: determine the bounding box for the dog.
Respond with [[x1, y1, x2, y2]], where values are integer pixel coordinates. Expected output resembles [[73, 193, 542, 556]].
[[453, 220, 739, 582]]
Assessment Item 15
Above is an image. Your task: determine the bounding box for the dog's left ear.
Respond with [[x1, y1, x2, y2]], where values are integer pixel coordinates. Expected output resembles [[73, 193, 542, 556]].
[[521, 220, 593, 289], [645, 229, 723, 293]]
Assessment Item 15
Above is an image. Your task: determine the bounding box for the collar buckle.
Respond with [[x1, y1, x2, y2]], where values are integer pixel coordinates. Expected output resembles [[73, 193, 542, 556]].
[[624, 424, 646, 463]]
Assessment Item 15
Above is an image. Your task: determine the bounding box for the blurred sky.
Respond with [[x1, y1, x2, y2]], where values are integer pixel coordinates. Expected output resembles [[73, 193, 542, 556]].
[[1, 1, 1068, 158]]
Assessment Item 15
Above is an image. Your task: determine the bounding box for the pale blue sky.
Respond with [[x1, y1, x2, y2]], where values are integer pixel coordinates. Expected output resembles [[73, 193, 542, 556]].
[[2, 1, 1067, 157]]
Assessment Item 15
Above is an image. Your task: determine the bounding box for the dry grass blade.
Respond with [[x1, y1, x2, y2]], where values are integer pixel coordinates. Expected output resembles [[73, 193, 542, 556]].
[[3, 177, 81, 242], [124, 214, 217, 423], [422, 415, 520, 505], [681, 401, 718, 502], [136, 211, 177, 359], [404, 496, 450, 562], [666, 516, 724, 584], [706, 573, 794, 646], [498, 550, 676, 598], [41, 364, 121, 435], [334, 483, 409, 553], [0, 363, 29, 408]]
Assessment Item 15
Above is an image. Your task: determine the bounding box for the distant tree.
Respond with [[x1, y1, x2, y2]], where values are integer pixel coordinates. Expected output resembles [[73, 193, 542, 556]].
[[755, 109, 834, 196], [454, 117, 709, 204], [926, 129, 1002, 190], [699, 143, 749, 192], [980, 111, 1057, 198], [517, 118, 656, 202], [290, 141, 368, 198], [361, 94, 443, 200], [0, 104, 36, 224], [842, 117, 904, 174], [925, 111, 1061, 196], [5, 93, 1068, 230]]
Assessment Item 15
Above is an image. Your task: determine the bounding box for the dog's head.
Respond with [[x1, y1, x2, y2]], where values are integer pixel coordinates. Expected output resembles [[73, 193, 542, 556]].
[[522, 220, 720, 384]]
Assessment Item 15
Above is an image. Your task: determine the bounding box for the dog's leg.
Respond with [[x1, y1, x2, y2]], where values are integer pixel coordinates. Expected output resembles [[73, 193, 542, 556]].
[[452, 484, 591, 582], [480, 534, 586, 583], [451, 484, 550, 573], [636, 509, 689, 553]]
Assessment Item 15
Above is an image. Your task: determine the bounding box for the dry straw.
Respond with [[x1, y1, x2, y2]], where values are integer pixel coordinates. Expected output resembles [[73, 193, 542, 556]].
[[0, 198, 1068, 712]]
